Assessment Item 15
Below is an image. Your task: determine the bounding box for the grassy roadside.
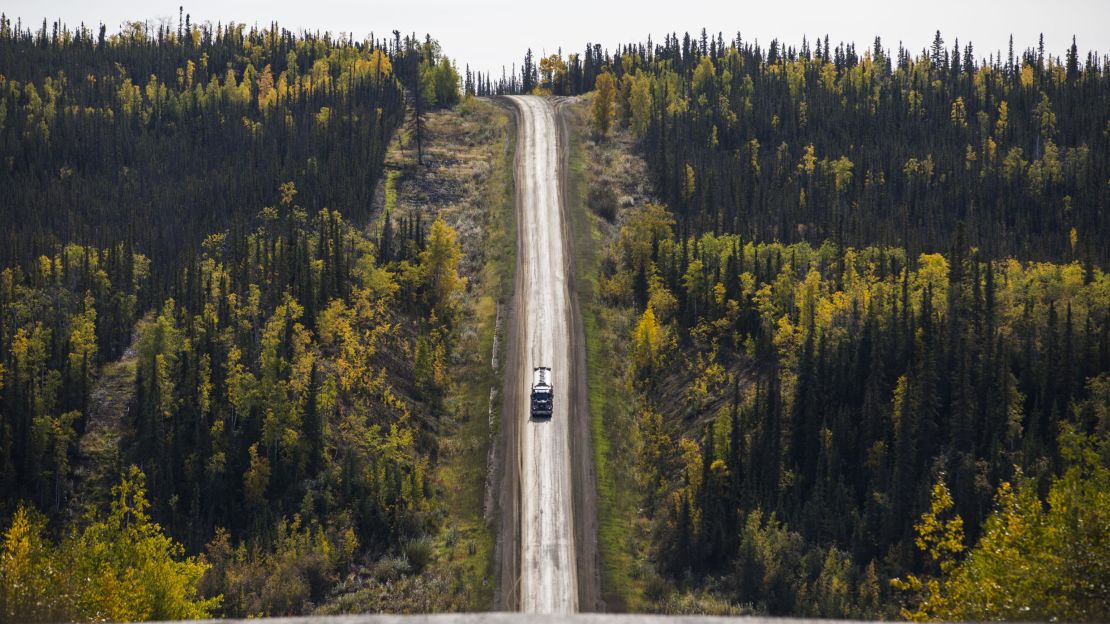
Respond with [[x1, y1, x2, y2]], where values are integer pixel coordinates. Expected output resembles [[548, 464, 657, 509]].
[[316, 97, 516, 611], [433, 97, 517, 608], [562, 98, 646, 611]]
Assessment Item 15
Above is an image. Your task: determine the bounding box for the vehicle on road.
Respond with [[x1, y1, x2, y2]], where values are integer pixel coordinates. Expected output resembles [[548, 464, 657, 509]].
[[531, 366, 553, 418]]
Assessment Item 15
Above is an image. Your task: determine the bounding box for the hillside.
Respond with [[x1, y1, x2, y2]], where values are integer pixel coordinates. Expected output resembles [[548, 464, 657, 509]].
[[0, 19, 514, 620], [556, 42, 1110, 618]]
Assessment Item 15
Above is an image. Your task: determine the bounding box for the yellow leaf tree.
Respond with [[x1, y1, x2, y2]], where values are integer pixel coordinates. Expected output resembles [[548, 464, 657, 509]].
[[632, 305, 667, 378], [0, 468, 220, 622], [420, 218, 466, 321], [591, 70, 616, 138]]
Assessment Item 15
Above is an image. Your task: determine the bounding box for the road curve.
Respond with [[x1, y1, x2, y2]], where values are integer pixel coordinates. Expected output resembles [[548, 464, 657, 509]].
[[507, 95, 579, 614]]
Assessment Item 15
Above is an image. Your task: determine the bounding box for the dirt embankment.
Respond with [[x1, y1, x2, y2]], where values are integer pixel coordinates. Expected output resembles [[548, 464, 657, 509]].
[[339, 98, 516, 611], [555, 99, 601, 612]]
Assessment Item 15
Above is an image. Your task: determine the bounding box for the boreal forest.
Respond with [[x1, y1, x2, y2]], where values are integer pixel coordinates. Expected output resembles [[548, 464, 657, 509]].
[[0, 14, 472, 620], [494, 29, 1109, 619], [1, 7, 1109, 622]]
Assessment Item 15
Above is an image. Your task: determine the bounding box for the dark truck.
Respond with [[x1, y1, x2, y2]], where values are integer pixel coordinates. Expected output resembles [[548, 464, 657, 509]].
[[530, 366, 553, 418]]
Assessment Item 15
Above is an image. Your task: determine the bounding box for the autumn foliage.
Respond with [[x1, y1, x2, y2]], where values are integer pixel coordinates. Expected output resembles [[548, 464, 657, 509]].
[[0, 16, 467, 620]]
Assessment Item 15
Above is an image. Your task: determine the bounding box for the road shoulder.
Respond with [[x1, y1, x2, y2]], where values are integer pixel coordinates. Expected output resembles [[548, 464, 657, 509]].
[[493, 96, 526, 611], [555, 98, 603, 612]]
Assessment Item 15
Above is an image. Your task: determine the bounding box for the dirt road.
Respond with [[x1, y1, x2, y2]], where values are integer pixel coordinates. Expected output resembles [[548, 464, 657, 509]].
[[494, 95, 596, 614]]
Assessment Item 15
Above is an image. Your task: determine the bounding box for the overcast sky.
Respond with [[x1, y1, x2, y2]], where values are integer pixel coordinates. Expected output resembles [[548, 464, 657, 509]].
[[6, 0, 1109, 76]]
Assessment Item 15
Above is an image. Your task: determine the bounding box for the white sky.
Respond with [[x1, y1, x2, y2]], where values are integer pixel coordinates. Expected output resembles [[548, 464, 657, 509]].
[[6, 0, 1109, 76]]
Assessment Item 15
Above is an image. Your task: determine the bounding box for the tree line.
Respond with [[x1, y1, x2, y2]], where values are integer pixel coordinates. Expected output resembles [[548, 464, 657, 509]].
[[0, 14, 457, 302], [500, 31, 1108, 265]]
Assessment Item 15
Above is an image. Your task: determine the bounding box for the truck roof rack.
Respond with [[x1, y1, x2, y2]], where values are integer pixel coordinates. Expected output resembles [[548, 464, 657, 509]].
[[532, 366, 551, 389]]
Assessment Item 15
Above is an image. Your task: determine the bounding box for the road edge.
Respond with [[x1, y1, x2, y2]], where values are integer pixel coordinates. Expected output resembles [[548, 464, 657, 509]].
[[493, 96, 525, 611], [555, 97, 602, 612]]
